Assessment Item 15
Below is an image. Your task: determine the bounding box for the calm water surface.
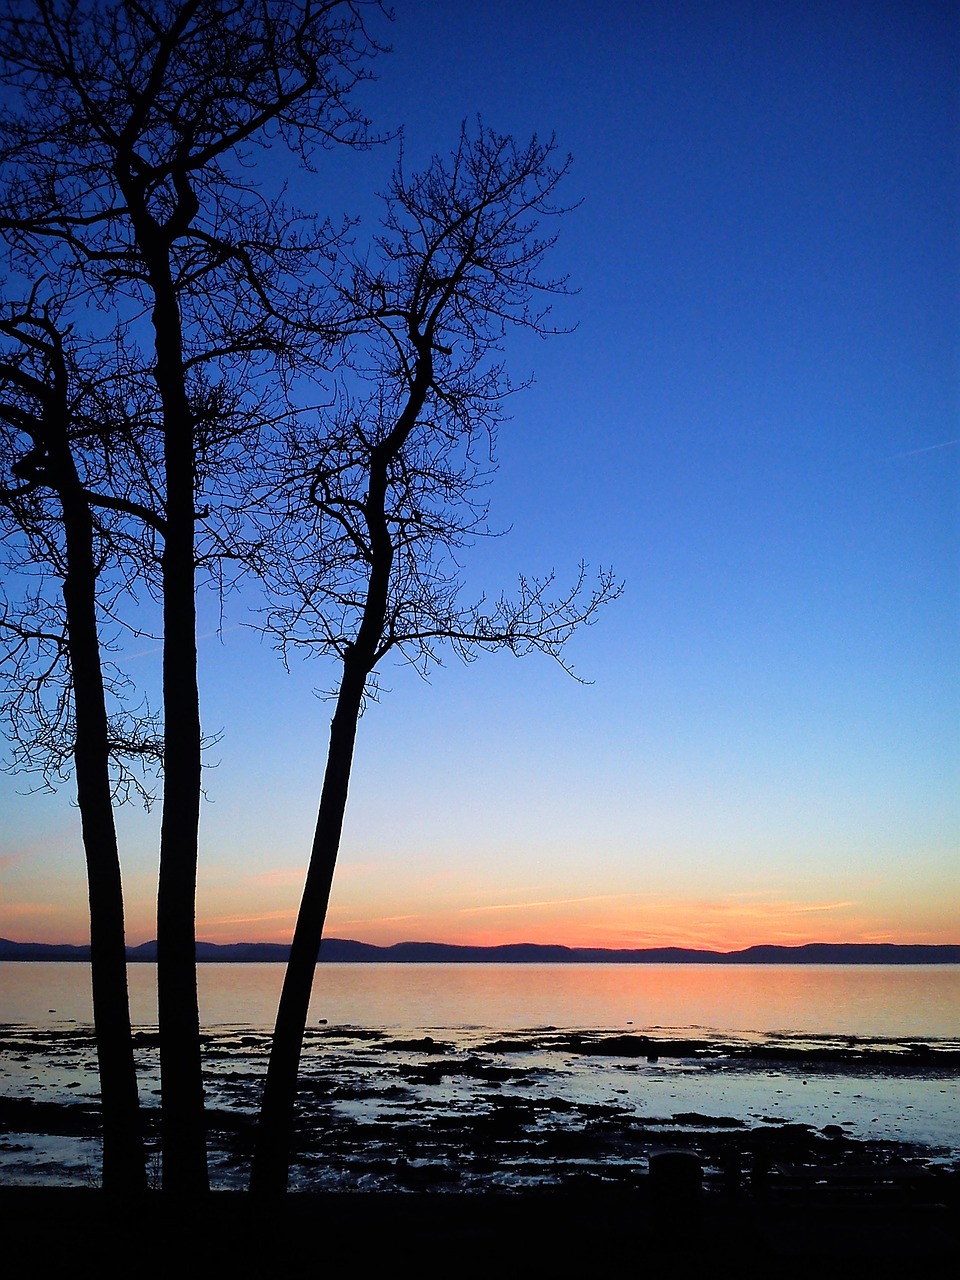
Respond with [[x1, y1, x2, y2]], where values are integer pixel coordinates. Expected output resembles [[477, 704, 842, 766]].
[[3, 962, 959, 1186], [3, 962, 958, 1039]]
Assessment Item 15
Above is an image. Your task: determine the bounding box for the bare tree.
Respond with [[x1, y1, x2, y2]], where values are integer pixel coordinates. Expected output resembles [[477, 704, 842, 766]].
[[0, 0, 383, 1193], [0, 300, 161, 1191], [251, 125, 622, 1192]]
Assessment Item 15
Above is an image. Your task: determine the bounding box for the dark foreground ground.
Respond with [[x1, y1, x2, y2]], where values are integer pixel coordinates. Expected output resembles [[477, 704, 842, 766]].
[[2, 1180, 958, 1277], [3, 1025, 958, 1273]]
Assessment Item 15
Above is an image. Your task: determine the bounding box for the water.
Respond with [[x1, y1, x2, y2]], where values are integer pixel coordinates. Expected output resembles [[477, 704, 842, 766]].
[[1, 962, 958, 1189], [4, 961, 959, 1038]]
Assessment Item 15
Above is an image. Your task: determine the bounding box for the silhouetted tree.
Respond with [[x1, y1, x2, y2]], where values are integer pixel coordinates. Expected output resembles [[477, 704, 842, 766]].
[[0, 0, 382, 1193], [0, 299, 159, 1192], [250, 125, 621, 1192]]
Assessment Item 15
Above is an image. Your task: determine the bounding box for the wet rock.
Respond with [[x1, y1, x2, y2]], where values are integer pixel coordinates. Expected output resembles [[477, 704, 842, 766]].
[[0, 1097, 101, 1137], [309, 1026, 384, 1042], [672, 1112, 746, 1128], [380, 1036, 454, 1055], [571, 1034, 713, 1059]]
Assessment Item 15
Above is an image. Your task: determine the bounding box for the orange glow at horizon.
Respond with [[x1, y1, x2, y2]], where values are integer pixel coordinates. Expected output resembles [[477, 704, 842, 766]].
[[5, 874, 957, 951], [185, 890, 960, 953], [9, 908, 957, 951]]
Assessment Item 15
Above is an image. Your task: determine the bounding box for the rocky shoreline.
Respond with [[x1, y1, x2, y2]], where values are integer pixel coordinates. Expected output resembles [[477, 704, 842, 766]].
[[2, 1024, 957, 1200], [4, 1023, 960, 1267]]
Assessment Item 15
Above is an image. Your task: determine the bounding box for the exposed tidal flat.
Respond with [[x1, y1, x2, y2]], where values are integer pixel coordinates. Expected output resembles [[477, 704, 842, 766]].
[[1, 962, 958, 1200]]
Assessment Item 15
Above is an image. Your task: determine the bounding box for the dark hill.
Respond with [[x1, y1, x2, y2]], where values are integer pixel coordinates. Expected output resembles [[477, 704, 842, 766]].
[[2, 938, 958, 963]]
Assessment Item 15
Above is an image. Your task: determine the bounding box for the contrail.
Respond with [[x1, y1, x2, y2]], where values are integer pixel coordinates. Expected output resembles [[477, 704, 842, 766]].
[[124, 622, 244, 660], [885, 438, 959, 461]]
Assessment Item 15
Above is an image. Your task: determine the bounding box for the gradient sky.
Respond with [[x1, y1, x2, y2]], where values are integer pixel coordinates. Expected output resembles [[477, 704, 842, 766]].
[[1, 0, 957, 951]]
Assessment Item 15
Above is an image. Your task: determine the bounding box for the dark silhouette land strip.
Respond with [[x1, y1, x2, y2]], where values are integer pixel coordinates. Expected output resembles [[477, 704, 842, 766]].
[[2, 937, 957, 963]]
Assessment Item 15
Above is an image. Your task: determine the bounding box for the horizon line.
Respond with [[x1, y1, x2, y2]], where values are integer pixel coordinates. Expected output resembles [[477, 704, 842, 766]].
[[3, 936, 959, 957]]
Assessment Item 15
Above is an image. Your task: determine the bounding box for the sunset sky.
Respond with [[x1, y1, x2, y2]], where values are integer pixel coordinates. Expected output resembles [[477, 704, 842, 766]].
[[1, 0, 957, 953]]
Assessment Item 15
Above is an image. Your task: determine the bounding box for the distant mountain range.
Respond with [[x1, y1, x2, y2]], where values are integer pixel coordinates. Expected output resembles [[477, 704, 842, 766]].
[[1, 938, 958, 964]]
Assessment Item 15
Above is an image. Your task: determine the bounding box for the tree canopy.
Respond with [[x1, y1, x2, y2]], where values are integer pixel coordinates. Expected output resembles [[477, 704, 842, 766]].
[[0, 1, 619, 1195]]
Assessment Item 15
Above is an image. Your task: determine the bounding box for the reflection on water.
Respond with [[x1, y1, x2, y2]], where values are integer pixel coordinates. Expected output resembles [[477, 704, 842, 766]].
[[3, 962, 959, 1038], [2, 964, 959, 1190]]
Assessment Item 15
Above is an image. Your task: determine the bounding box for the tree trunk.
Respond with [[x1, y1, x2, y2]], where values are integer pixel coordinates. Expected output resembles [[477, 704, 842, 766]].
[[150, 252, 209, 1196], [57, 473, 147, 1193], [250, 385, 419, 1195], [156, 502, 207, 1194], [250, 661, 367, 1194]]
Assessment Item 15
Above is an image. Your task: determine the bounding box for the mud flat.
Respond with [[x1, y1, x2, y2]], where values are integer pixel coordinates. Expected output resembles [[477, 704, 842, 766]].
[[1, 1024, 958, 1203]]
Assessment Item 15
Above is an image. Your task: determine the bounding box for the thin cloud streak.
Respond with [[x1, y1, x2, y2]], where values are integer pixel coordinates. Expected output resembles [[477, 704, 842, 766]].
[[201, 909, 295, 927], [245, 868, 308, 887], [330, 913, 423, 928], [788, 900, 857, 914], [458, 893, 636, 915], [720, 899, 857, 917]]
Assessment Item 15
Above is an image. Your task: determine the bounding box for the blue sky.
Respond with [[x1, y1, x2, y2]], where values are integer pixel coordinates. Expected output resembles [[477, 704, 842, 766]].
[[1, 0, 957, 949]]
